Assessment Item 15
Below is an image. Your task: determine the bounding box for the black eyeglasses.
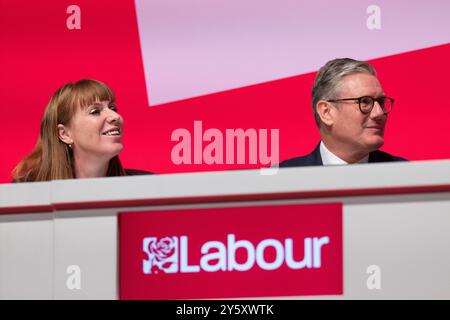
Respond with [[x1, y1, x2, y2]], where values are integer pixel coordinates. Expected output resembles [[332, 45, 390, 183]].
[[326, 96, 394, 114]]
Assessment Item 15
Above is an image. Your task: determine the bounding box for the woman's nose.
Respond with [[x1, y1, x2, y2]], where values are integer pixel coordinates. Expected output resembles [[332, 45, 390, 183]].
[[106, 109, 121, 123]]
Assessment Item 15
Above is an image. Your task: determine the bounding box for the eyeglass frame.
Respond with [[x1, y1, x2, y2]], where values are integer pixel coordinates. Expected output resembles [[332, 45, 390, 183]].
[[326, 96, 394, 114]]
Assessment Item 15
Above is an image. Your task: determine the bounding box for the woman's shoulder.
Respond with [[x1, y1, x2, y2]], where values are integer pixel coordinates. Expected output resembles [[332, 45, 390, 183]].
[[124, 168, 155, 176], [11, 169, 154, 181]]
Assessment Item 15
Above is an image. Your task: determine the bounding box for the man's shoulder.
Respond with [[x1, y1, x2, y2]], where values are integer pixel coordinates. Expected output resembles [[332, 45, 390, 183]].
[[279, 145, 322, 168], [369, 150, 408, 163], [124, 168, 155, 175], [278, 145, 407, 168], [278, 155, 318, 167]]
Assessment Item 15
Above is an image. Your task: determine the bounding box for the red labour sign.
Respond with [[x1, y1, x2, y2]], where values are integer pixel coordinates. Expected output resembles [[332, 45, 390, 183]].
[[119, 203, 343, 299]]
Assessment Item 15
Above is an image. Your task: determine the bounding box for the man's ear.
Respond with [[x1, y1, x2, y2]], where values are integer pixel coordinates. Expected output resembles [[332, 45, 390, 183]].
[[316, 100, 335, 127], [57, 124, 73, 145]]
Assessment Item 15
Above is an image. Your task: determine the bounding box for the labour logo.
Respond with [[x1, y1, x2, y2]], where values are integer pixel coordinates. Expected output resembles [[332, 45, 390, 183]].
[[143, 236, 178, 274]]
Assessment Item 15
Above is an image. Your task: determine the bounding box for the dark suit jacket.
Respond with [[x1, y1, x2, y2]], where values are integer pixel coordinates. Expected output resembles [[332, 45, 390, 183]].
[[279, 143, 407, 168]]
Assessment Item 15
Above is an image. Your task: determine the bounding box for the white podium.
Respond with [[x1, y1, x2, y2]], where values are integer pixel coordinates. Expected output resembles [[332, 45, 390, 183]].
[[1, 160, 450, 299]]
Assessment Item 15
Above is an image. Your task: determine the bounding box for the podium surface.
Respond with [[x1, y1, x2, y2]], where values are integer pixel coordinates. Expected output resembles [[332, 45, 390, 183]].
[[1, 160, 450, 299]]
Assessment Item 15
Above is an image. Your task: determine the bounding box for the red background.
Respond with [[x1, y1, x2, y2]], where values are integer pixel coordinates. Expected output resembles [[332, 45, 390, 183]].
[[1, 0, 449, 183]]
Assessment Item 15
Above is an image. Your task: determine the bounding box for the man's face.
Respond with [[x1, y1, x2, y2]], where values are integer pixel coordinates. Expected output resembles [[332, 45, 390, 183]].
[[329, 72, 387, 154]]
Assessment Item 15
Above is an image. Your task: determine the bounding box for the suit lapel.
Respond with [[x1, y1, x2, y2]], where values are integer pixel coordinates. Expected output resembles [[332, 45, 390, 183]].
[[309, 143, 323, 165]]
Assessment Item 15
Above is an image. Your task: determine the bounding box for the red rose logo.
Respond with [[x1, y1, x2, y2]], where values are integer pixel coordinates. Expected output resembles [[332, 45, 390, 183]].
[[148, 237, 176, 273]]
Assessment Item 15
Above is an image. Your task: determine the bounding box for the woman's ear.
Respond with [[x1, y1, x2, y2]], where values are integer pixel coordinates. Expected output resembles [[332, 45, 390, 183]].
[[57, 124, 73, 145], [316, 100, 335, 127]]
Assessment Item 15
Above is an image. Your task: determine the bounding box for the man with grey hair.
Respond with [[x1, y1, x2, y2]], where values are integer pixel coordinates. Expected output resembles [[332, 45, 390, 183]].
[[280, 58, 406, 167]]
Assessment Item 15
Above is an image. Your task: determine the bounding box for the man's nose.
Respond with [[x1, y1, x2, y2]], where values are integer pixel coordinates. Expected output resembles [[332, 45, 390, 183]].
[[370, 100, 386, 119]]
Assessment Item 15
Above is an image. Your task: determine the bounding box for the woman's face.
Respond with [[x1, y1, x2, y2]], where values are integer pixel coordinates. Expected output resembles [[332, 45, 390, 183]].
[[61, 100, 124, 161]]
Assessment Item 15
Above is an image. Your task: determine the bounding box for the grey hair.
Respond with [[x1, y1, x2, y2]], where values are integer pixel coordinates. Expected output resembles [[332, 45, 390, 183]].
[[312, 58, 377, 127]]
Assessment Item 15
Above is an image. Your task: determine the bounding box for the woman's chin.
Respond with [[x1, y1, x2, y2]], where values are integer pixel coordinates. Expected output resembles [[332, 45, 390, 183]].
[[113, 145, 124, 156], [104, 145, 123, 158]]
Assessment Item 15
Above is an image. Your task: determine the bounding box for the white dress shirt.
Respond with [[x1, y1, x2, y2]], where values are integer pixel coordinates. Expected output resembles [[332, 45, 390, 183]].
[[319, 141, 369, 165]]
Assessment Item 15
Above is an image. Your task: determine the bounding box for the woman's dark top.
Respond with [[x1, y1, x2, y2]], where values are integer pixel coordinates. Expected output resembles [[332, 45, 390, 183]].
[[124, 169, 154, 176], [11, 168, 154, 183]]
